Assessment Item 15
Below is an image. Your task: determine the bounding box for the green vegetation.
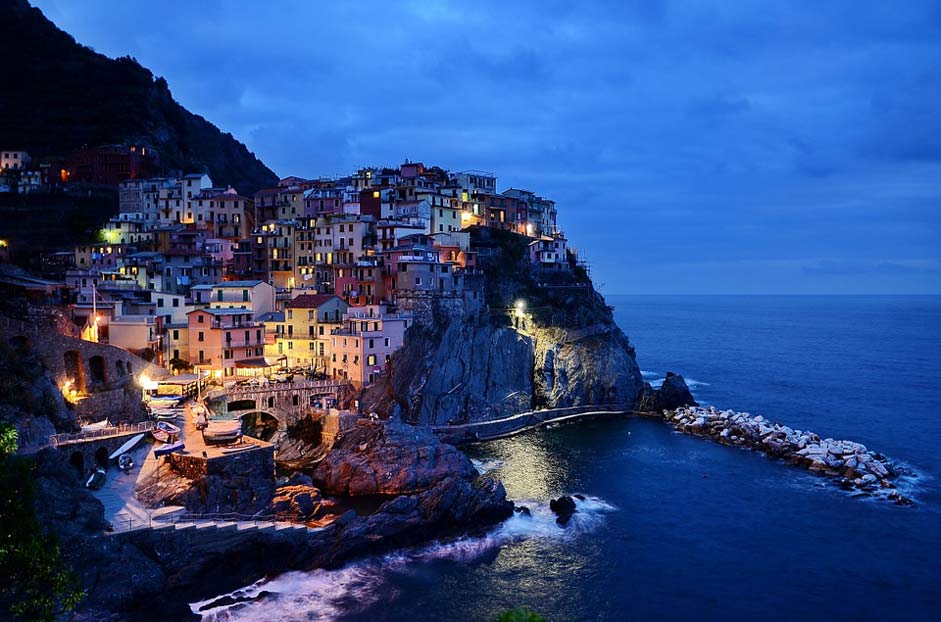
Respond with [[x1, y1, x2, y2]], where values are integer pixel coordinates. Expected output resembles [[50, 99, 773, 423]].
[[0, 423, 84, 621], [497, 608, 545, 622], [169, 357, 193, 373]]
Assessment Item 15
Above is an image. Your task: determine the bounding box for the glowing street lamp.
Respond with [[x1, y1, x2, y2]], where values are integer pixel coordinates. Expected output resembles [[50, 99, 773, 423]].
[[515, 300, 526, 315]]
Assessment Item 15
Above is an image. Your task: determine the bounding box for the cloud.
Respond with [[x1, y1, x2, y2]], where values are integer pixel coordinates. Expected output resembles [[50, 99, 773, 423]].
[[31, 0, 941, 293]]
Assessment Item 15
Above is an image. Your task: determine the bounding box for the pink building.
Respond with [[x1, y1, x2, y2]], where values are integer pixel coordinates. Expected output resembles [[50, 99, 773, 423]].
[[187, 308, 267, 379], [329, 306, 411, 387]]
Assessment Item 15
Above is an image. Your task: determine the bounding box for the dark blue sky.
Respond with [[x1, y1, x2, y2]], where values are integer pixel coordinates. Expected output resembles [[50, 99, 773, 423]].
[[35, 1, 941, 293]]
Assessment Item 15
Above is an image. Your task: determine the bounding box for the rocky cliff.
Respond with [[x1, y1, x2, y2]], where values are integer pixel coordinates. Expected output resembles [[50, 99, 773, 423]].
[[362, 227, 645, 424]]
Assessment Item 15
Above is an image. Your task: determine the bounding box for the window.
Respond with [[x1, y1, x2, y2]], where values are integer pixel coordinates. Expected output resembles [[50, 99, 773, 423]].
[[172, 298, 179, 307], [172, 330, 179, 340], [158, 298, 165, 308], [242, 289, 249, 302], [367, 354, 376, 365]]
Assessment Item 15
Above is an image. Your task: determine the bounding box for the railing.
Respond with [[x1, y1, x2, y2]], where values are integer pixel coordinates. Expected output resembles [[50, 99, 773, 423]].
[[109, 508, 319, 534], [50, 421, 155, 447], [224, 379, 352, 398]]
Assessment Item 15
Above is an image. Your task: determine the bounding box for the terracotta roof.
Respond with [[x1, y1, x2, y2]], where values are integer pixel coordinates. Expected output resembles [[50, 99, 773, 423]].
[[285, 294, 341, 309]]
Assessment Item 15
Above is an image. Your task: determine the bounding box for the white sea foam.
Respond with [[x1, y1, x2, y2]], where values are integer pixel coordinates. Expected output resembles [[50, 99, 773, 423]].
[[193, 494, 617, 621], [648, 376, 711, 389], [641, 370, 659, 377], [470, 457, 504, 474]]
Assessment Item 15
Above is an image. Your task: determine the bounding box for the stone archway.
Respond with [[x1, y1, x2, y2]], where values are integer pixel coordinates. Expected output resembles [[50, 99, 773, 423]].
[[239, 411, 282, 442], [94, 446, 109, 469], [88, 355, 107, 387]]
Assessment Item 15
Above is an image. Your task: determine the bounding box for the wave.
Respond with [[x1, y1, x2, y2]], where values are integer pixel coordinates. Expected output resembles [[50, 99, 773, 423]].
[[470, 458, 504, 474], [646, 374, 711, 389], [193, 495, 616, 621]]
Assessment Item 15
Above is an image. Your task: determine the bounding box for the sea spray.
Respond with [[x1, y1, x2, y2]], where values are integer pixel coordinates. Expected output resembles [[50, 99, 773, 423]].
[[193, 495, 616, 621]]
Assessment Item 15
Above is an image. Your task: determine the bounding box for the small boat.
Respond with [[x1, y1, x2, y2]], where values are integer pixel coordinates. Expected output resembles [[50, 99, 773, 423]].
[[152, 409, 182, 421], [109, 433, 146, 460], [202, 419, 242, 444], [81, 419, 110, 432], [118, 453, 134, 471], [153, 440, 185, 456], [152, 421, 181, 443], [85, 467, 106, 489]]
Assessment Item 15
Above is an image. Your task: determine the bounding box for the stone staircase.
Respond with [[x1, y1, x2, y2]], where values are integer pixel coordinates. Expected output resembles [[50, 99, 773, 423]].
[[111, 506, 324, 536]]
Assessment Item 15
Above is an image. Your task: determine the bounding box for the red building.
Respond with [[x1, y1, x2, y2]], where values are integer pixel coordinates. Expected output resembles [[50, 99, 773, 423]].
[[67, 145, 160, 186]]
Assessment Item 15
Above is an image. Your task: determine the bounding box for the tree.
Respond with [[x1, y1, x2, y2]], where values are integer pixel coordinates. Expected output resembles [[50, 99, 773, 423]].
[[169, 356, 193, 373], [497, 608, 545, 622], [0, 422, 84, 621]]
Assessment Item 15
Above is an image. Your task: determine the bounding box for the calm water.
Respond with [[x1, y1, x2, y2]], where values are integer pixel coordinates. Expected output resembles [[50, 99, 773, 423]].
[[200, 296, 941, 621]]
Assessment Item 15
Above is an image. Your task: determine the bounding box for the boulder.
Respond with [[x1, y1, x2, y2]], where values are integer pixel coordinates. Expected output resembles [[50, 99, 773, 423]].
[[549, 495, 577, 524], [313, 419, 478, 496]]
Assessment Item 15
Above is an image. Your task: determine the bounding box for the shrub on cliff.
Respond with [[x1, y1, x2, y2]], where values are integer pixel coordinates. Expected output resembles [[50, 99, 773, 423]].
[[0, 423, 84, 621], [497, 608, 545, 621]]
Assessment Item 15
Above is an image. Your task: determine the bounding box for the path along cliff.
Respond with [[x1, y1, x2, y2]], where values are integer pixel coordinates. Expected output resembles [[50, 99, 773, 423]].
[[361, 227, 648, 425]]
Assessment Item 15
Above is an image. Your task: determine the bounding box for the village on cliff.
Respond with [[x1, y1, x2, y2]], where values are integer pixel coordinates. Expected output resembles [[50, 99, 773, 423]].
[[1, 147, 575, 389]]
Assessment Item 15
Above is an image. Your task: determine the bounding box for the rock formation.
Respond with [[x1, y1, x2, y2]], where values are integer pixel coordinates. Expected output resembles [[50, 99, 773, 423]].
[[361, 227, 645, 426], [635, 372, 699, 413], [315, 418, 487, 496]]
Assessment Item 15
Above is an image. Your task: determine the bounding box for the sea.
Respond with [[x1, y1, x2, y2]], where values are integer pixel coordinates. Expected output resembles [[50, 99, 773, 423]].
[[196, 295, 941, 621]]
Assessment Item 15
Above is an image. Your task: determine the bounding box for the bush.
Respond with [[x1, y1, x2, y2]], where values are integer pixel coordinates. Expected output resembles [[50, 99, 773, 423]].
[[0, 423, 84, 621], [497, 608, 545, 622]]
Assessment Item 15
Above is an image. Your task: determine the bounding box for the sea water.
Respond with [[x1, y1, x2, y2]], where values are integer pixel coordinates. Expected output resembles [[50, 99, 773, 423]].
[[198, 295, 941, 621]]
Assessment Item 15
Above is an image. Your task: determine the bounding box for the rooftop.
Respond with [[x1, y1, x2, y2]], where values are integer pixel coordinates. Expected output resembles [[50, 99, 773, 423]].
[[286, 293, 341, 309]]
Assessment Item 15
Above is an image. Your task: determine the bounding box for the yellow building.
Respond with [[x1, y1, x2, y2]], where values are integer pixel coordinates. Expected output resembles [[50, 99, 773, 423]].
[[271, 294, 348, 371]]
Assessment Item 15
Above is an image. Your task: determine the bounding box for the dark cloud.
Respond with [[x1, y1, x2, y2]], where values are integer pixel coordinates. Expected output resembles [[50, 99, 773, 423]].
[[32, 0, 941, 293]]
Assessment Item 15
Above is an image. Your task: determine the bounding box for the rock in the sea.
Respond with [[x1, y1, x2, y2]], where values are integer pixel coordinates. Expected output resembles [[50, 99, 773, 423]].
[[635, 372, 698, 412], [549, 495, 577, 524]]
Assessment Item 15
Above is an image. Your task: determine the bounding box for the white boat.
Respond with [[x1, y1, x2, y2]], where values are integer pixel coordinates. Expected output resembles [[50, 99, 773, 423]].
[[85, 467, 106, 489], [154, 410, 182, 421], [108, 433, 146, 460], [81, 419, 110, 432]]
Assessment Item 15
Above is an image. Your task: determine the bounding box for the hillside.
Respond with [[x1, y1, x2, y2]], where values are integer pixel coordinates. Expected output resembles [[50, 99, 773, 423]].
[[0, 0, 278, 194]]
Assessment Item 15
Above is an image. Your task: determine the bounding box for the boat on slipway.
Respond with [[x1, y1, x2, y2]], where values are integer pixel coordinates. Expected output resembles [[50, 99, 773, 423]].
[[152, 421, 181, 443], [202, 419, 242, 444], [154, 440, 185, 457]]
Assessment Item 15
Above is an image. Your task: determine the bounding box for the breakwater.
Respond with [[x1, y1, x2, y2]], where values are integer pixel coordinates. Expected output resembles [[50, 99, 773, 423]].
[[652, 406, 913, 504]]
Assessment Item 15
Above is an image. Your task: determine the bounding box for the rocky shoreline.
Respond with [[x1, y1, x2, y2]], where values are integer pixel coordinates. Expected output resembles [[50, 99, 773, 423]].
[[651, 405, 913, 504]]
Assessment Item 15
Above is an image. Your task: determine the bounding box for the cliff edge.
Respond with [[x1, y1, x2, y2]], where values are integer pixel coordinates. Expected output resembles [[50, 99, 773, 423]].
[[362, 227, 645, 424]]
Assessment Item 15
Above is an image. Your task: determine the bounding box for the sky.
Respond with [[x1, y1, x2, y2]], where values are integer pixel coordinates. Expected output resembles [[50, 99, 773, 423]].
[[33, 0, 941, 294]]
